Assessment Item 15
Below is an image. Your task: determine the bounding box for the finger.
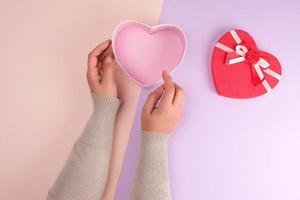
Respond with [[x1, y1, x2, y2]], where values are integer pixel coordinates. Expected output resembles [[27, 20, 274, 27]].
[[143, 86, 164, 114], [101, 55, 114, 83], [173, 83, 185, 108], [160, 70, 175, 107], [87, 40, 111, 77], [97, 60, 103, 80], [99, 45, 113, 63]]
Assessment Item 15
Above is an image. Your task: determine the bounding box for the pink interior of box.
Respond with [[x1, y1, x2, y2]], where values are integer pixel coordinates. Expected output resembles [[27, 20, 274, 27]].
[[112, 21, 186, 87]]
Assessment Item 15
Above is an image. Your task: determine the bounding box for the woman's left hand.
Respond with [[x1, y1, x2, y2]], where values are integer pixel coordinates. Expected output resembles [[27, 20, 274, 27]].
[[87, 40, 118, 97]]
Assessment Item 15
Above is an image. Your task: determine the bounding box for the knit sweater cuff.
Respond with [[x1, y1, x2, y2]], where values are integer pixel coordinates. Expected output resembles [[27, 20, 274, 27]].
[[91, 93, 120, 114], [78, 93, 121, 146], [135, 131, 170, 183], [141, 131, 170, 148]]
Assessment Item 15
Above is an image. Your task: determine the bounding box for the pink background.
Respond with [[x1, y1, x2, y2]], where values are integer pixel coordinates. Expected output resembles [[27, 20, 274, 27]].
[[1, 0, 300, 200], [117, 0, 300, 200], [0, 0, 162, 199]]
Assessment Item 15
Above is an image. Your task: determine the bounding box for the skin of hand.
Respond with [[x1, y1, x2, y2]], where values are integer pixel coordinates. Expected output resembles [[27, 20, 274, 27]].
[[142, 71, 185, 133], [87, 40, 142, 200], [87, 40, 118, 97]]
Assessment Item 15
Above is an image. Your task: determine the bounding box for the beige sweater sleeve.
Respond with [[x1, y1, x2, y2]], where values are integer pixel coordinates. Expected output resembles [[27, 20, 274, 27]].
[[130, 131, 171, 200], [47, 93, 120, 200]]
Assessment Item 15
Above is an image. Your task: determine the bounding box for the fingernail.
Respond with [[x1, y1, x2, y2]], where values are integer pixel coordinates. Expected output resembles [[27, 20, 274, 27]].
[[104, 55, 112, 63]]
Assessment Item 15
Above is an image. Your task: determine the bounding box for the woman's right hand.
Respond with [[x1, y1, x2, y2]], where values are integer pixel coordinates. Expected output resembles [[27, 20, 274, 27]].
[[141, 71, 185, 133]]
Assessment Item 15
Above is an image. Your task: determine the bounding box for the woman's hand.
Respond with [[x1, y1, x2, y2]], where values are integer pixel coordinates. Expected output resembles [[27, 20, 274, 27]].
[[141, 71, 185, 133], [87, 40, 118, 97]]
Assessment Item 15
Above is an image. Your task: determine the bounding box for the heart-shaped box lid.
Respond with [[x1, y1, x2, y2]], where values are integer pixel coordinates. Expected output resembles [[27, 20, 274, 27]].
[[212, 29, 282, 98]]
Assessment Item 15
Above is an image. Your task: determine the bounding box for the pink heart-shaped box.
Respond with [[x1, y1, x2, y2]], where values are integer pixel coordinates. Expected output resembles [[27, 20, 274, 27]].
[[112, 20, 187, 87]]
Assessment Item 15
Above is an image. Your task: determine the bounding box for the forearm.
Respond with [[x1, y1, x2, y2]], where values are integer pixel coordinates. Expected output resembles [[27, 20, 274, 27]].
[[130, 131, 170, 200], [47, 93, 120, 200]]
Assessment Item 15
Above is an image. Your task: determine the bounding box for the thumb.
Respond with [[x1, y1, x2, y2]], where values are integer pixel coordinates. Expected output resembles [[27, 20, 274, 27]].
[[143, 86, 163, 114]]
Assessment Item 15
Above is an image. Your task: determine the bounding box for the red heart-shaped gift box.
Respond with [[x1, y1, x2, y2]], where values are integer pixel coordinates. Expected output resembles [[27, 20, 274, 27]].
[[212, 29, 282, 98]]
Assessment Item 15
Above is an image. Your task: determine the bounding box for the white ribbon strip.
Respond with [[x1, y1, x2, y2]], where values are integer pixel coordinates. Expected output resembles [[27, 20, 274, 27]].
[[215, 30, 281, 92], [264, 68, 281, 80], [262, 80, 272, 92], [228, 56, 245, 64], [230, 30, 242, 44], [254, 63, 265, 80], [258, 58, 270, 68], [216, 42, 234, 52]]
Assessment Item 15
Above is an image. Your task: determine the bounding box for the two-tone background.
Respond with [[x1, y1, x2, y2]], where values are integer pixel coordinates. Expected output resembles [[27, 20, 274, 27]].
[[1, 0, 300, 199]]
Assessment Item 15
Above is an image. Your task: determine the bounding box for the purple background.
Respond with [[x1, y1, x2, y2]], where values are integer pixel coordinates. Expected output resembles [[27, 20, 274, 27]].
[[117, 0, 300, 199]]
